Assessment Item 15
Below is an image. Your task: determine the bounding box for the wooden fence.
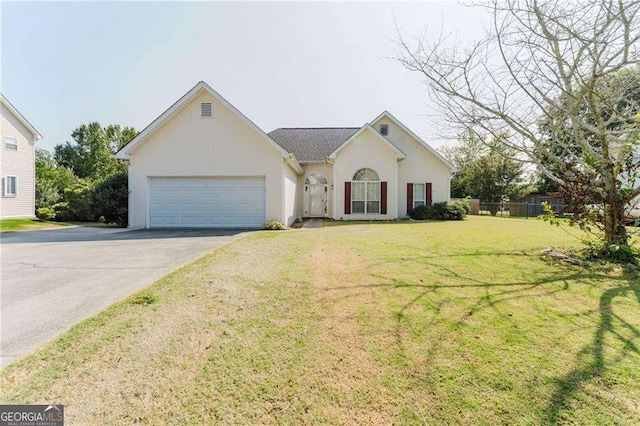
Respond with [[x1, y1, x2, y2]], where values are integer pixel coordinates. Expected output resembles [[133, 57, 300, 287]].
[[451, 198, 480, 215]]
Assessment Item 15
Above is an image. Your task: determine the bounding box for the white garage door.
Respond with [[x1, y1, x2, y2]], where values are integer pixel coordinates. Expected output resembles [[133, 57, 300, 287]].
[[149, 177, 266, 228]]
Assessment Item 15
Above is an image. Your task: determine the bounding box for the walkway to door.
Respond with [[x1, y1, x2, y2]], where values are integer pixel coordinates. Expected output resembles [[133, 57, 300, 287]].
[[302, 218, 324, 229]]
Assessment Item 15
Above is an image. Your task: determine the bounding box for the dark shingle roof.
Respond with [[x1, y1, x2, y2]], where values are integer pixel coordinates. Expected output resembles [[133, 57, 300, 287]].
[[268, 127, 360, 162]]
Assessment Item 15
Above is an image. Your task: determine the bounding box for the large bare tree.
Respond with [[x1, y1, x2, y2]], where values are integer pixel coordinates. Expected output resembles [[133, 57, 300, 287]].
[[395, 0, 640, 257]]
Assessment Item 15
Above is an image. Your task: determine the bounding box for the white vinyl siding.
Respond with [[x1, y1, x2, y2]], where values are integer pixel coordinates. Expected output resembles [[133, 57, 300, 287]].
[[413, 183, 426, 208], [149, 176, 265, 228], [4, 136, 18, 150], [4, 176, 17, 196], [1, 103, 36, 218]]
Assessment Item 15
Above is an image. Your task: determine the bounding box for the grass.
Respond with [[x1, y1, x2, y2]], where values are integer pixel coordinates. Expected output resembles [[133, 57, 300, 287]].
[[2, 216, 639, 424], [0, 218, 70, 233]]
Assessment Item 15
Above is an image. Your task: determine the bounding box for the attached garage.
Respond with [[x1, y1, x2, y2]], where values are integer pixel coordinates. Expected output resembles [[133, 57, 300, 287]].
[[115, 82, 304, 229], [148, 176, 266, 228]]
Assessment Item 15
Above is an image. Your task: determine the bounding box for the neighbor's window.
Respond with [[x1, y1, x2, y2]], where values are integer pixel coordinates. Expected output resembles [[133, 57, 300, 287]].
[[4, 176, 17, 196], [200, 102, 213, 118], [4, 136, 18, 150], [352, 168, 380, 214], [380, 124, 389, 136], [413, 183, 426, 208]]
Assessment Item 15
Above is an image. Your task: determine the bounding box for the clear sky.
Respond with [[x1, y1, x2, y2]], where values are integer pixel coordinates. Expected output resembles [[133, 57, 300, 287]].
[[2, 1, 487, 152]]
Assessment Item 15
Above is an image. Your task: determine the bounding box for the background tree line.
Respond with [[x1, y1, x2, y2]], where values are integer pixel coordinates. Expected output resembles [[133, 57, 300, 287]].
[[440, 131, 536, 211], [36, 123, 135, 227]]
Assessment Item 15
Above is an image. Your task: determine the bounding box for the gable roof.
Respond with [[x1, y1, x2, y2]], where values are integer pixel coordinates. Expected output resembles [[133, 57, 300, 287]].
[[327, 124, 407, 160], [1, 94, 43, 141], [370, 111, 456, 171], [115, 81, 303, 173], [268, 127, 359, 162]]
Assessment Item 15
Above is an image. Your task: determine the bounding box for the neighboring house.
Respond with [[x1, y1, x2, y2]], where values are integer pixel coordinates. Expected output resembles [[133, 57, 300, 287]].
[[116, 81, 455, 228], [1, 95, 43, 219]]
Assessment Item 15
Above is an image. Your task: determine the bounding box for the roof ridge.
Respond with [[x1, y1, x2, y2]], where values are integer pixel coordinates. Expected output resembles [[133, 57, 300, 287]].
[[271, 127, 361, 130]]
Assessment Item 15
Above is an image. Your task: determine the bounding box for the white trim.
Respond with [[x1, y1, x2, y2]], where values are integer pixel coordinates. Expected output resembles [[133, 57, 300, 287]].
[[413, 183, 427, 208], [4, 136, 18, 150], [127, 164, 133, 228], [369, 111, 456, 172], [332, 158, 337, 218], [115, 81, 301, 175], [4, 175, 18, 197], [303, 172, 329, 217], [281, 159, 286, 224], [284, 154, 304, 175], [145, 176, 151, 229], [0, 95, 43, 141], [394, 159, 399, 218], [350, 180, 381, 214], [327, 124, 406, 160]]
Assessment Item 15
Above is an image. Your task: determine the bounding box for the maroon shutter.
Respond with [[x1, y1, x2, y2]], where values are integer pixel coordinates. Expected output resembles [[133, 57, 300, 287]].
[[407, 183, 413, 214], [345, 182, 351, 214], [381, 182, 388, 214], [426, 183, 433, 206]]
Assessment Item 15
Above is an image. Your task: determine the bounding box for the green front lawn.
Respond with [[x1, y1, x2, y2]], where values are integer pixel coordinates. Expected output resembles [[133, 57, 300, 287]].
[[0, 218, 70, 233], [2, 216, 639, 424]]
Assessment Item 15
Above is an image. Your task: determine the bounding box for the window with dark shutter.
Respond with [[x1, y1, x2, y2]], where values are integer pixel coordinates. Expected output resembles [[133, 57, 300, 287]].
[[351, 168, 380, 214], [380, 124, 389, 136]]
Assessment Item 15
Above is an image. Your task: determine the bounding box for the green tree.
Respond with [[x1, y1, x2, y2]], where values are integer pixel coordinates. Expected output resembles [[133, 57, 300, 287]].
[[439, 130, 486, 198], [35, 148, 76, 212], [441, 134, 525, 211], [55, 179, 98, 222], [93, 172, 128, 227], [54, 123, 136, 180]]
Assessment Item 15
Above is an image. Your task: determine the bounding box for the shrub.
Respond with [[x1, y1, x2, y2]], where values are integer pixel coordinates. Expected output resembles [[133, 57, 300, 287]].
[[432, 202, 449, 219], [409, 205, 436, 220], [94, 172, 128, 227], [409, 201, 467, 221], [450, 199, 471, 215], [36, 207, 56, 221], [265, 220, 286, 230], [445, 202, 467, 220]]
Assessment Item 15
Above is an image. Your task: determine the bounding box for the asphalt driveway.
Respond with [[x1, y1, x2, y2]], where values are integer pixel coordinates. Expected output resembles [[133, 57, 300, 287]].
[[0, 226, 250, 367]]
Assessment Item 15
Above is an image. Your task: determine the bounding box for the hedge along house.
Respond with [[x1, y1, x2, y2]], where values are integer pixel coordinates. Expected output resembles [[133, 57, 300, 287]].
[[116, 81, 455, 229]]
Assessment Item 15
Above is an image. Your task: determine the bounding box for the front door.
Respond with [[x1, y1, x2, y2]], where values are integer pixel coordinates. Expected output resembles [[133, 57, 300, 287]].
[[309, 184, 326, 216], [304, 173, 328, 217]]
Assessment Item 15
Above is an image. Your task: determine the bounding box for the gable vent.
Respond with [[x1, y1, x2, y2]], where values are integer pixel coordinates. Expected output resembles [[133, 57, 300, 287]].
[[200, 102, 213, 118]]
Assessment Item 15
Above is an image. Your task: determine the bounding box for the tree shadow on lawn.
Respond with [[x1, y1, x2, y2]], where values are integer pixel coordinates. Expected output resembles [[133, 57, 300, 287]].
[[323, 257, 640, 422], [544, 274, 640, 423]]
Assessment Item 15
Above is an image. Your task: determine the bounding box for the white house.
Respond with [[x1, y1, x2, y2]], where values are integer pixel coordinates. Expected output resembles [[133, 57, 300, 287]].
[[1, 95, 43, 219], [116, 81, 455, 228]]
